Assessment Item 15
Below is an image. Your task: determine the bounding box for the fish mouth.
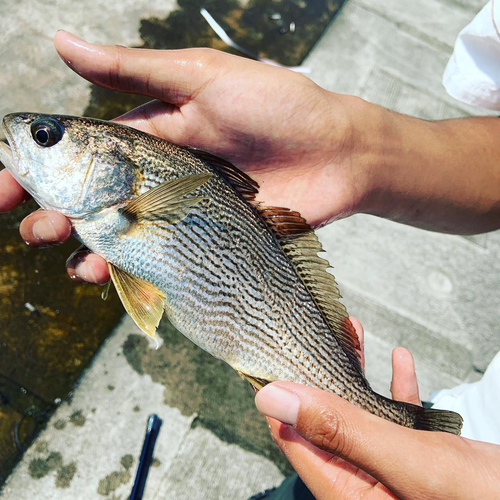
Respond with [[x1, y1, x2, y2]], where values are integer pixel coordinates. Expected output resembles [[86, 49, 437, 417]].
[[0, 118, 16, 170], [0, 124, 48, 209], [1, 117, 28, 177], [0, 141, 42, 207], [0, 140, 15, 170]]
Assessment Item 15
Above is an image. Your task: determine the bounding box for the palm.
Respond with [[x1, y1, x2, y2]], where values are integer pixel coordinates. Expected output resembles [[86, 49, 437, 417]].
[[111, 48, 358, 227]]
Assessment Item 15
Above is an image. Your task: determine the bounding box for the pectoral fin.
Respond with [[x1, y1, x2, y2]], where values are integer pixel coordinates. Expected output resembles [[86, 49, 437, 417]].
[[108, 263, 165, 341], [121, 173, 212, 224]]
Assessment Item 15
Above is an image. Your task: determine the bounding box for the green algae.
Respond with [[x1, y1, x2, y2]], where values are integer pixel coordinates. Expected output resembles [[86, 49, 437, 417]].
[[55, 461, 77, 489], [69, 410, 86, 427]]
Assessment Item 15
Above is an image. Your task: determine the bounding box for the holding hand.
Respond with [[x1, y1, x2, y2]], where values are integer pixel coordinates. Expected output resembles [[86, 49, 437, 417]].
[[1, 30, 368, 285], [255, 320, 500, 500], [3, 31, 500, 286]]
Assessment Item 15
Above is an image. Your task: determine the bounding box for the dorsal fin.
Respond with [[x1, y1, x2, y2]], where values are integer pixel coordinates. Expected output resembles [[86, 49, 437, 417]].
[[278, 230, 362, 371], [187, 148, 259, 202], [189, 148, 362, 372]]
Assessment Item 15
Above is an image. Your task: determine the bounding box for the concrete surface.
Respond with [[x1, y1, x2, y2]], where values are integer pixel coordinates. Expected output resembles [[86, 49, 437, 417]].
[[2, 0, 500, 499], [2, 317, 284, 499]]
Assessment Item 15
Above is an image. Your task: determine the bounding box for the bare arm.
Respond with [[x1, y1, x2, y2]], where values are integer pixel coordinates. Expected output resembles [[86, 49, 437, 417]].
[[355, 104, 500, 234]]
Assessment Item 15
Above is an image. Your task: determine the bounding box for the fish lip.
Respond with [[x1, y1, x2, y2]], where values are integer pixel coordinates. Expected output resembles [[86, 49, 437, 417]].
[[2, 116, 17, 155]]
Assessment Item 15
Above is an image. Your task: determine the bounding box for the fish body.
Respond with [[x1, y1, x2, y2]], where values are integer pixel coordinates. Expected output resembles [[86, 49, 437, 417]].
[[1, 113, 463, 434]]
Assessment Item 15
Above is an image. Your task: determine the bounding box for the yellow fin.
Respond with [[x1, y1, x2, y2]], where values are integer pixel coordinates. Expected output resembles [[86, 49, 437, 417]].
[[122, 173, 212, 224], [108, 263, 166, 341]]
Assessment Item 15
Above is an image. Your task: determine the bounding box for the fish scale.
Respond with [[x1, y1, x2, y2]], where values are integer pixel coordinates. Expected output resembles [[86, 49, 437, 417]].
[[1, 112, 464, 434], [80, 183, 355, 389]]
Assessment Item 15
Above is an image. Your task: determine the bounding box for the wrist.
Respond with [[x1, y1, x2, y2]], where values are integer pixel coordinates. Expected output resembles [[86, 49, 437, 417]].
[[344, 99, 442, 226], [324, 94, 394, 219]]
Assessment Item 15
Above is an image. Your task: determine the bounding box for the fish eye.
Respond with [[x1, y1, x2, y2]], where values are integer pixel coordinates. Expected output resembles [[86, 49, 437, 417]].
[[30, 119, 64, 147]]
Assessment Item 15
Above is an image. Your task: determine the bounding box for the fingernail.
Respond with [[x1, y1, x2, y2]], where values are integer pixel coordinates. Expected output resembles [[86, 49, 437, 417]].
[[32, 216, 59, 243], [75, 259, 98, 283], [255, 385, 300, 426]]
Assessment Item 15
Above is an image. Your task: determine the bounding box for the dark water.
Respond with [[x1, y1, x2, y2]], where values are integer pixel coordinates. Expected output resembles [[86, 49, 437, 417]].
[[0, 0, 345, 486]]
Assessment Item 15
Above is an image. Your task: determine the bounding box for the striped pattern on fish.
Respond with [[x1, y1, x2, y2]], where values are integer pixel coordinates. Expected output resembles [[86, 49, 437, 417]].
[[1, 112, 463, 434]]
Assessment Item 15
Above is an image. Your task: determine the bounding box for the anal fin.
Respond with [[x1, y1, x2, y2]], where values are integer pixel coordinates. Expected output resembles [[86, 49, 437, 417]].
[[108, 263, 166, 341]]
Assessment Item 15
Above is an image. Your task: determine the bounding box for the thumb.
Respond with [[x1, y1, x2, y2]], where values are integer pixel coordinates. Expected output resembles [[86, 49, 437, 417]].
[[53, 30, 218, 105], [255, 381, 464, 499]]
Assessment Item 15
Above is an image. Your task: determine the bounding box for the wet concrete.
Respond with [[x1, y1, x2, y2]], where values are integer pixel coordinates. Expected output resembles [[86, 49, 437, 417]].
[[0, 202, 124, 484], [138, 0, 345, 65]]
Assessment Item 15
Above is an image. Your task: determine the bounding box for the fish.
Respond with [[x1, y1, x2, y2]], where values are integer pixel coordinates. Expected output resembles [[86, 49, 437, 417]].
[[0, 112, 463, 434]]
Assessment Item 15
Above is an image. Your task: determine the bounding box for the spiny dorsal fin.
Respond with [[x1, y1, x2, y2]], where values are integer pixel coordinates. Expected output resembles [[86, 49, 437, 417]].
[[189, 150, 362, 370], [122, 173, 212, 224], [259, 206, 362, 371], [108, 263, 166, 342], [257, 206, 312, 239], [187, 148, 259, 202]]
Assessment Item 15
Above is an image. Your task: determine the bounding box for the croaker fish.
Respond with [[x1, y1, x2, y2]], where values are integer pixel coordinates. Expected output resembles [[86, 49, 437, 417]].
[[0, 113, 463, 434]]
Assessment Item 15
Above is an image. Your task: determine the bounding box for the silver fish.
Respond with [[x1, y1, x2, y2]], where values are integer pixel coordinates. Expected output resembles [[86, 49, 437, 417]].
[[1, 113, 463, 434]]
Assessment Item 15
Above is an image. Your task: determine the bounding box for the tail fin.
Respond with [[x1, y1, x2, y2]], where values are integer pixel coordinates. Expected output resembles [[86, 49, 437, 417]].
[[409, 405, 463, 435]]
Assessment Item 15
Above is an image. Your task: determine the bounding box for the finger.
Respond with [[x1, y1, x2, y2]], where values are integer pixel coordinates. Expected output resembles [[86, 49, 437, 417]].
[[349, 316, 365, 371], [266, 417, 386, 500], [54, 31, 221, 105], [255, 381, 464, 499], [0, 169, 31, 213], [19, 210, 71, 247], [112, 100, 187, 144], [390, 348, 421, 405], [66, 247, 110, 285]]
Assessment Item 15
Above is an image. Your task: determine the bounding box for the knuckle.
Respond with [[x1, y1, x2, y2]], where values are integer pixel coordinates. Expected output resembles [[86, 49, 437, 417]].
[[189, 48, 226, 82], [191, 47, 223, 66], [302, 406, 351, 456], [108, 50, 123, 90]]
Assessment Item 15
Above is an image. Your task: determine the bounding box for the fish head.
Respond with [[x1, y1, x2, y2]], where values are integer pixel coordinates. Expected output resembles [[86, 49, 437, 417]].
[[1, 113, 138, 217]]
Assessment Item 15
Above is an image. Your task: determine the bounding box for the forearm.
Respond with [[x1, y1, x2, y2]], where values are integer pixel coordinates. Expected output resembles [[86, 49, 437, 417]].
[[346, 98, 500, 234]]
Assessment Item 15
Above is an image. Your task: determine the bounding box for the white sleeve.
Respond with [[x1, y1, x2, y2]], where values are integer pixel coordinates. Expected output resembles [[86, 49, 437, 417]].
[[443, 0, 500, 110], [431, 351, 500, 444]]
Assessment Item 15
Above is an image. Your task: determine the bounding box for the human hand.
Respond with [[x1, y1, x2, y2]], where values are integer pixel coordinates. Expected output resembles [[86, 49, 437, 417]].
[[2, 30, 374, 284], [255, 320, 500, 499]]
